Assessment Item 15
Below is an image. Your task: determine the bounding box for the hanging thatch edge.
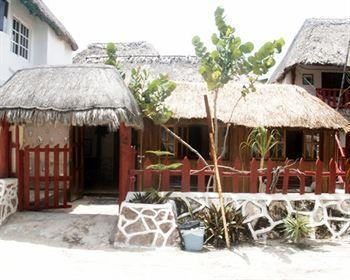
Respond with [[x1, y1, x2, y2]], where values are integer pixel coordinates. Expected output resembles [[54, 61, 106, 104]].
[[0, 107, 143, 131]]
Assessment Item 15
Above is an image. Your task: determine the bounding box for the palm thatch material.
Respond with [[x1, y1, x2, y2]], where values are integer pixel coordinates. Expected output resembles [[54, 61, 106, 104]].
[[20, 0, 78, 51], [0, 65, 143, 130], [270, 18, 350, 83], [73, 42, 202, 82], [165, 82, 349, 131]]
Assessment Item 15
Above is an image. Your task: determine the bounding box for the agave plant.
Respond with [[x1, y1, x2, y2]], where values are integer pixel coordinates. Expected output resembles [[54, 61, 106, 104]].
[[129, 188, 172, 204], [200, 203, 248, 248], [283, 213, 311, 244]]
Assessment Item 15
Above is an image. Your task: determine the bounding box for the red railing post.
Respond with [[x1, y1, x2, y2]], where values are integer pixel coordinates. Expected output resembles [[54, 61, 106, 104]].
[[34, 146, 41, 209], [265, 159, 273, 194], [53, 145, 60, 208], [315, 159, 323, 194], [63, 144, 68, 207], [44, 145, 50, 208], [299, 158, 305, 194], [197, 159, 206, 192], [143, 157, 152, 189], [161, 157, 170, 192], [329, 158, 336, 194], [23, 146, 30, 209], [250, 158, 258, 193], [345, 159, 350, 194], [119, 123, 132, 202], [181, 157, 191, 192], [233, 158, 241, 193], [282, 164, 289, 194]]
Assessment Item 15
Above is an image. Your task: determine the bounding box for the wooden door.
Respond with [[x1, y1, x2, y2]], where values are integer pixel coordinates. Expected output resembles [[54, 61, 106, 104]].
[[70, 127, 84, 200]]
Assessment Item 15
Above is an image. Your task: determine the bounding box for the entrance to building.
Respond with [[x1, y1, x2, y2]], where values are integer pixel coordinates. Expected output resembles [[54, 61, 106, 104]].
[[83, 126, 120, 196]]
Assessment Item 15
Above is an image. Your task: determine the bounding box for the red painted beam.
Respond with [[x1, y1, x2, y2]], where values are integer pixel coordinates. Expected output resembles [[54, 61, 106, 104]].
[[0, 119, 10, 178]]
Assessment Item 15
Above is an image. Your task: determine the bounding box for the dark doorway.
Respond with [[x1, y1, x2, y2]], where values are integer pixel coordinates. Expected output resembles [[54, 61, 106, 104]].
[[286, 130, 303, 159], [322, 72, 350, 89], [83, 126, 119, 196]]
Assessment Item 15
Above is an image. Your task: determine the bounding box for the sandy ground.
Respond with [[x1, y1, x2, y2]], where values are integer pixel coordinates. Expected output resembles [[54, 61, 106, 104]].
[[1, 197, 350, 280]]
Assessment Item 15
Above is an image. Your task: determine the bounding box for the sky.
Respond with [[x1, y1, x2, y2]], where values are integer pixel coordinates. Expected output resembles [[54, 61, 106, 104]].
[[44, 0, 350, 61]]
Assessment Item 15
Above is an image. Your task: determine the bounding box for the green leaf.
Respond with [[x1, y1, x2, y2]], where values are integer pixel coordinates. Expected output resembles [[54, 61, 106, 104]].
[[166, 163, 183, 170], [240, 42, 254, 53], [211, 33, 219, 45], [146, 150, 174, 157]]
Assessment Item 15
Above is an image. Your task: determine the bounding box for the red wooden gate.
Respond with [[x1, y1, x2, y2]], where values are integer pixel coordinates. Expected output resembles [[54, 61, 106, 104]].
[[18, 145, 71, 210]]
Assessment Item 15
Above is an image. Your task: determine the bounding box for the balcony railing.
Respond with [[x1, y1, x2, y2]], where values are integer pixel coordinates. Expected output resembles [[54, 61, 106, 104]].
[[316, 88, 350, 109]]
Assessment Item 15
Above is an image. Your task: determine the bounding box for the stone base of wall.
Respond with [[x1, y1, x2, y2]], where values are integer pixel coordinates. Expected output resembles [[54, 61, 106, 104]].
[[114, 202, 180, 248], [0, 179, 18, 226], [126, 192, 350, 241]]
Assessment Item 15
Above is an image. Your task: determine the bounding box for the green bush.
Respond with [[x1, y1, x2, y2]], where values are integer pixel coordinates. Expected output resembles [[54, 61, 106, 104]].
[[283, 214, 311, 244]]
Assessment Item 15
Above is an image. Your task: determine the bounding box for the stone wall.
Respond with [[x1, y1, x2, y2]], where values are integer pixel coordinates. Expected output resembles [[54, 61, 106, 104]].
[[114, 202, 179, 248], [126, 192, 350, 241], [0, 179, 18, 226]]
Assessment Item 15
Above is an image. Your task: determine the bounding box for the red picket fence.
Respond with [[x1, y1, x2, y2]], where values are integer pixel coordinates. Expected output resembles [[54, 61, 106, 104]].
[[316, 88, 350, 109], [17, 145, 71, 210], [128, 157, 350, 195]]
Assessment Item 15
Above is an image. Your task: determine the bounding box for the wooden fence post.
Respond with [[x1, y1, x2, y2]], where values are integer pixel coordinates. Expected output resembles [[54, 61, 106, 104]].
[[328, 159, 336, 194], [265, 159, 273, 194], [233, 158, 241, 193], [345, 159, 350, 194], [44, 145, 50, 208], [315, 159, 323, 195], [53, 145, 60, 208], [299, 158, 305, 195], [143, 157, 152, 189], [0, 119, 10, 178], [181, 157, 191, 192], [34, 146, 40, 208], [282, 165, 289, 194], [250, 158, 258, 193], [197, 159, 206, 192]]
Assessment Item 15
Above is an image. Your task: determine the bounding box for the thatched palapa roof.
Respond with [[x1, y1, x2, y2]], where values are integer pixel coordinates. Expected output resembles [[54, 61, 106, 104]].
[[166, 82, 349, 131], [270, 18, 350, 83], [73, 42, 202, 82], [20, 0, 78, 51], [0, 65, 143, 130]]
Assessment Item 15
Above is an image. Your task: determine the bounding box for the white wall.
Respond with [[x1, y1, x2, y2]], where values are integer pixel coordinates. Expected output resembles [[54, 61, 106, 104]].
[[0, 0, 73, 85]]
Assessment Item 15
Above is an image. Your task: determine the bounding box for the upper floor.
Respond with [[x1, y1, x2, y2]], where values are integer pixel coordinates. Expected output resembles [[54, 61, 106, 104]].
[[270, 18, 350, 109], [0, 0, 78, 84]]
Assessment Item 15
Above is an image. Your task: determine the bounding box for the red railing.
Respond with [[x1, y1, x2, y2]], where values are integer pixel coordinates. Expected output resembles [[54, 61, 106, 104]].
[[316, 88, 350, 109], [128, 157, 350, 195]]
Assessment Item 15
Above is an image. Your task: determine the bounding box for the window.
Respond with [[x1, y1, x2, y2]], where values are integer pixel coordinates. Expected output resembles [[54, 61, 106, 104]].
[[11, 18, 29, 59], [0, 0, 8, 32], [160, 125, 210, 159], [160, 127, 176, 154], [302, 74, 314, 86], [270, 128, 285, 159], [285, 130, 304, 159], [304, 131, 320, 160]]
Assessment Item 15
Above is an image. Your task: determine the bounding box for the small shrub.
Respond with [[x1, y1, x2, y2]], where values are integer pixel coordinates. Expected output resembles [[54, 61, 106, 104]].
[[129, 189, 172, 204], [200, 204, 248, 248], [283, 214, 311, 244]]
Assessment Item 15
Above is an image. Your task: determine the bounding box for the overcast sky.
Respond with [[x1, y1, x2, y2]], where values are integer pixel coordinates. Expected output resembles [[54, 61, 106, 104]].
[[44, 0, 350, 60]]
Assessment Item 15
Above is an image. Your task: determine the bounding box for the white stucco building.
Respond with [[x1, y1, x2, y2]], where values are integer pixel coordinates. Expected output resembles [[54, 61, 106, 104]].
[[0, 0, 78, 85]]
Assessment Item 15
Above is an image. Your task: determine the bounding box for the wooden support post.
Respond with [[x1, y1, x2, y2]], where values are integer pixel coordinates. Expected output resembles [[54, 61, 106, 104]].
[[0, 119, 10, 178], [204, 95, 231, 249], [119, 123, 132, 203]]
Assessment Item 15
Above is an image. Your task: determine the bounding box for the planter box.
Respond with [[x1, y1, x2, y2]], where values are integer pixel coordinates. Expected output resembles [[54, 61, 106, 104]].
[[114, 202, 180, 248], [0, 179, 18, 226]]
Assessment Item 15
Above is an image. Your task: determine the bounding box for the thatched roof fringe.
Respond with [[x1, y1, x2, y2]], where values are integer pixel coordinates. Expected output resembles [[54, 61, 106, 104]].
[[0, 65, 143, 130], [0, 107, 140, 131]]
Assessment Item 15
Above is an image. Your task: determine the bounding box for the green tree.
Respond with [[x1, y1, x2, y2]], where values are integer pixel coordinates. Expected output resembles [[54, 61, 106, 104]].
[[192, 6, 284, 248], [105, 42, 126, 79]]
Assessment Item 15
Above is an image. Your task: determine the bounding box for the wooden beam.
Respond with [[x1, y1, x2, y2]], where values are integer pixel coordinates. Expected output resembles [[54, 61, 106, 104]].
[[0, 119, 10, 178], [119, 123, 132, 203]]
